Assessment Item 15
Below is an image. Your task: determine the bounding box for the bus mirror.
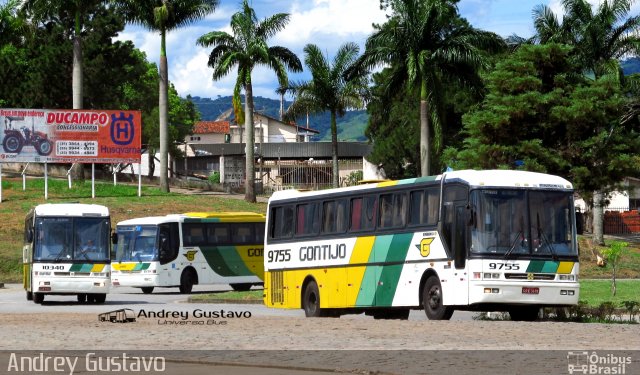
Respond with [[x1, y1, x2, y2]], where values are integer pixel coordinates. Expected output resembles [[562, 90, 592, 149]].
[[111, 232, 118, 244], [466, 205, 476, 227]]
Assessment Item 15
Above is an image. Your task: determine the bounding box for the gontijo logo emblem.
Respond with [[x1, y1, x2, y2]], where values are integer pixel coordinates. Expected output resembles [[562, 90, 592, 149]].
[[110, 112, 135, 145], [183, 250, 198, 261], [417, 237, 434, 257]]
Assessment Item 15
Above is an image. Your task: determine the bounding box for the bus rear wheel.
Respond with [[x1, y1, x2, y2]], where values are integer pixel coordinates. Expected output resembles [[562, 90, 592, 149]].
[[26, 291, 33, 301], [422, 275, 453, 320], [302, 280, 326, 317], [141, 287, 154, 294], [77, 294, 87, 303], [93, 294, 106, 304]]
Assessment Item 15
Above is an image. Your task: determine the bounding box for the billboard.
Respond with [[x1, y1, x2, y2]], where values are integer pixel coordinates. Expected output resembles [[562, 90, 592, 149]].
[[0, 108, 141, 163]]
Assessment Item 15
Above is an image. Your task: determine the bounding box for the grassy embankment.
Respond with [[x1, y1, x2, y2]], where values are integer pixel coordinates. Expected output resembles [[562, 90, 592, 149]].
[[0, 177, 266, 282]]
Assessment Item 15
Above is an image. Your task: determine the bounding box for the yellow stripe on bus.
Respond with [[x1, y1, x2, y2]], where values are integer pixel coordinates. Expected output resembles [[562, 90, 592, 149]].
[[557, 261, 575, 274], [346, 236, 375, 306], [91, 264, 105, 273], [111, 263, 137, 271]]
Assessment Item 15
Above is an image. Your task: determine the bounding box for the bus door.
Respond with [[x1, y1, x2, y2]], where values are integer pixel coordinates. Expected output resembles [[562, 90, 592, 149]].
[[441, 185, 470, 306]]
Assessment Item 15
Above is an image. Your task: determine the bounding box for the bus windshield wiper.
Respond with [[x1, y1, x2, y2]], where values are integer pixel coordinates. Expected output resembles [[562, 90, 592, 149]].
[[536, 214, 557, 260], [504, 231, 523, 259]]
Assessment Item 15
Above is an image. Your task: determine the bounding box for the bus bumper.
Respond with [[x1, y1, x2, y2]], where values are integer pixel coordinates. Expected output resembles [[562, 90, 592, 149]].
[[111, 273, 159, 288], [469, 281, 580, 306], [32, 276, 110, 294]]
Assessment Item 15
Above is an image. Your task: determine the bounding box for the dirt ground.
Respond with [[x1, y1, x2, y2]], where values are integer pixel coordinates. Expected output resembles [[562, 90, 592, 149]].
[[0, 312, 638, 374]]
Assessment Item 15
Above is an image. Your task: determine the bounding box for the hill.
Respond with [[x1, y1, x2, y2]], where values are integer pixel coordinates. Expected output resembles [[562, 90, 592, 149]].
[[190, 96, 369, 142]]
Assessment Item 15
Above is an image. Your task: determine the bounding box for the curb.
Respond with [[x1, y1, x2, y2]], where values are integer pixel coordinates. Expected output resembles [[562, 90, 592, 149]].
[[187, 298, 263, 305]]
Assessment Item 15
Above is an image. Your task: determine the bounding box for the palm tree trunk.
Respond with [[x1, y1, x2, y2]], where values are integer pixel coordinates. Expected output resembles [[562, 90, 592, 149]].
[[244, 82, 256, 203], [71, 13, 84, 180], [420, 87, 430, 176], [331, 111, 339, 188], [159, 31, 170, 193]]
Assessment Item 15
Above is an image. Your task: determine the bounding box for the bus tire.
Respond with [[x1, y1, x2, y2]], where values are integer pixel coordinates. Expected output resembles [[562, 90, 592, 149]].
[[230, 283, 252, 292], [26, 291, 33, 301], [94, 294, 107, 304], [77, 294, 87, 303], [302, 280, 326, 317], [33, 293, 44, 304], [509, 307, 540, 321], [179, 270, 195, 294], [141, 287, 154, 294], [422, 276, 453, 320]]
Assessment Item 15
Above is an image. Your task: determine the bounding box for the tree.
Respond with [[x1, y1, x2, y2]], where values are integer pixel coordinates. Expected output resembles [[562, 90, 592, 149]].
[[285, 43, 368, 188], [601, 241, 629, 296], [116, 0, 218, 192], [197, 0, 302, 202], [444, 44, 640, 206], [532, 0, 640, 245], [352, 0, 504, 176]]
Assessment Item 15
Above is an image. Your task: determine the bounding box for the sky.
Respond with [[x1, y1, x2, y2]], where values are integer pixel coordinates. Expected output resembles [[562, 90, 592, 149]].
[[114, 0, 640, 101]]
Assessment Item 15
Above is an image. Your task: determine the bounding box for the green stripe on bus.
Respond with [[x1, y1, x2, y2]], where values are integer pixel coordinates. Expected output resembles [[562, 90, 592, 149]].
[[69, 264, 93, 272], [201, 246, 253, 277], [374, 233, 414, 306], [183, 218, 221, 223], [526, 260, 559, 273], [134, 263, 150, 271]]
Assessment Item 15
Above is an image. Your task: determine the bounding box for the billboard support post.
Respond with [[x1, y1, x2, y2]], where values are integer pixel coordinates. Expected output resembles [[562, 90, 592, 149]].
[[91, 163, 95, 199], [0, 163, 3, 202], [22, 163, 29, 190], [138, 162, 142, 197], [67, 163, 74, 189], [113, 164, 118, 186], [44, 162, 48, 200]]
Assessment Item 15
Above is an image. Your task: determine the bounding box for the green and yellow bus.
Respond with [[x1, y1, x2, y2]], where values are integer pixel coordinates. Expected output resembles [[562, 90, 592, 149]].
[[111, 212, 265, 294], [264, 170, 580, 320], [23, 203, 111, 304]]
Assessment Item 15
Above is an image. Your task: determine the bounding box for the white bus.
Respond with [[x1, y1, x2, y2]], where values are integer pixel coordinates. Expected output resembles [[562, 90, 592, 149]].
[[264, 170, 580, 320], [23, 203, 111, 304], [111, 212, 265, 294]]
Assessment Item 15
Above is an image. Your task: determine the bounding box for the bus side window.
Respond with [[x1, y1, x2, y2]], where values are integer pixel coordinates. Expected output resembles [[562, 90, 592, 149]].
[[270, 206, 294, 239], [336, 199, 348, 233], [208, 224, 230, 244], [255, 223, 265, 244]]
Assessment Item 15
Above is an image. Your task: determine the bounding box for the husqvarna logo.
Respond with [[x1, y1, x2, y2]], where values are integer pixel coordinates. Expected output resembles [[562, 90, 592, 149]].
[[110, 112, 135, 145], [417, 237, 434, 257], [183, 250, 198, 262]]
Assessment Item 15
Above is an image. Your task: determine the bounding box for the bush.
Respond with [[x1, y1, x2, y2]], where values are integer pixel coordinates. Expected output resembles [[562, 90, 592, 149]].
[[208, 171, 220, 184]]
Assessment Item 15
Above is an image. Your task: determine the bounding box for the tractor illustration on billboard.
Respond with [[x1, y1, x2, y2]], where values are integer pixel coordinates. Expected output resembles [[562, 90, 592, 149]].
[[2, 116, 53, 156]]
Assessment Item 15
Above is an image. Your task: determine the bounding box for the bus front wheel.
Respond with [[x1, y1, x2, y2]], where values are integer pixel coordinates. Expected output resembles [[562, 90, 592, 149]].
[[302, 280, 326, 317], [77, 294, 87, 303], [422, 276, 453, 320], [93, 294, 106, 304], [179, 270, 195, 294], [141, 287, 154, 294], [33, 293, 44, 304], [26, 291, 33, 301]]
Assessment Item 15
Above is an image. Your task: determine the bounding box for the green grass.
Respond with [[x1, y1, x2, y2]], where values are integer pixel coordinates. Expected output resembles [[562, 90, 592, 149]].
[[188, 290, 263, 303], [578, 279, 640, 307]]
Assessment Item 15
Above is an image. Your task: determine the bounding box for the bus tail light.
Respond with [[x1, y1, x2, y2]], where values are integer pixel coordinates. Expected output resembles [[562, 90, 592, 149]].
[[484, 288, 500, 294], [560, 290, 575, 296], [558, 274, 576, 281]]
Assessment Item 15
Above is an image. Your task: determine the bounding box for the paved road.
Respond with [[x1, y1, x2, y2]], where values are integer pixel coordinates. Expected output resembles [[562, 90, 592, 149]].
[[0, 283, 475, 320]]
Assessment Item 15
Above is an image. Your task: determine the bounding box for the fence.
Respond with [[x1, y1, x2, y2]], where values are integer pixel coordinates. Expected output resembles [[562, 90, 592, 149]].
[[603, 207, 640, 234], [255, 159, 363, 195]]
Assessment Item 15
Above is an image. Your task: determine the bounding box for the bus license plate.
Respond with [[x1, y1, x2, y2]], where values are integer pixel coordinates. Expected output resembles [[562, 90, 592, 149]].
[[522, 287, 539, 294]]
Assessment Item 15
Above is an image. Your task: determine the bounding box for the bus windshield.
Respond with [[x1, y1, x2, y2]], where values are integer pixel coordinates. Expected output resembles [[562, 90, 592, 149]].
[[469, 189, 577, 256], [34, 217, 110, 262], [115, 225, 159, 262]]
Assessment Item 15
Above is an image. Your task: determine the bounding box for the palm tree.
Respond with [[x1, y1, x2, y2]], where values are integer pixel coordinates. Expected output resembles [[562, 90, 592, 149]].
[[352, 0, 504, 176], [533, 0, 640, 245], [197, 0, 302, 202], [116, 0, 218, 193], [285, 43, 368, 188], [1, 0, 28, 46]]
